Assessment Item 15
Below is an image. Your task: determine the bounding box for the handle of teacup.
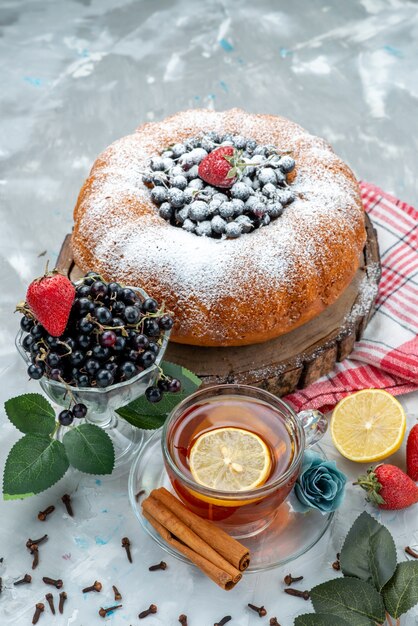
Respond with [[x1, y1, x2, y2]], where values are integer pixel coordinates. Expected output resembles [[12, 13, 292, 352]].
[[297, 410, 328, 448]]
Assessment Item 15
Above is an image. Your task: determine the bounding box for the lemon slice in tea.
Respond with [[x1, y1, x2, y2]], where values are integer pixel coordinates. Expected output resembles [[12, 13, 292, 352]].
[[189, 427, 272, 491], [331, 389, 406, 462]]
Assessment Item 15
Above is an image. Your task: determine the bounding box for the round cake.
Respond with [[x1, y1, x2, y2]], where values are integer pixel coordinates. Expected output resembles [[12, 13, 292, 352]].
[[72, 109, 366, 347]]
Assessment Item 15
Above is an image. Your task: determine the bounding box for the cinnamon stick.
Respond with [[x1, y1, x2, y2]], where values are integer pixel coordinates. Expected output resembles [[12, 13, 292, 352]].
[[142, 489, 250, 590], [152, 488, 250, 571], [143, 511, 238, 590]]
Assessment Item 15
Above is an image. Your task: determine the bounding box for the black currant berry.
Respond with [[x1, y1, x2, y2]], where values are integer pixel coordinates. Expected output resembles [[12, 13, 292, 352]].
[[112, 300, 126, 316], [119, 361, 138, 380], [58, 409, 74, 426], [73, 403, 87, 418], [143, 319, 160, 337], [77, 373, 90, 387], [94, 306, 112, 325], [126, 349, 140, 362], [30, 324, 45, 340], [107, 282, 122, 298], [100, 330, 117, 347], [145, 386, 162, 403], [141, 350, 156, 369], [113, 336, 126, 352], [77, 334, 91, 349], [168, 378, 181, 393], [30, 341, 43, 357], [49, 367, 64, 381], [148, 342, 160, 356], [62, 336, 77, 352], [28, 363, 45, 380], [47, 352, 61, 367], [104, 362, 118, 375], [158, 377, 170, 391], [22, 334, 34, 351], [131, 334, 149, 350], [96, 369, 114, 388], [90, 280, 107, 299], [78, 317, 94, 333], [45, 335, 60, 349], [121, 288, 138, 305], [159, 315, 174, 330], [69, 350, 85, 367], [142, 298, 158, 313], [85, 358, 100, 375], [77, 284, 91, 297], [124, 306, 141, 324], [92, 345, 110, 361], [111, 316, 125, 328], [20, 316, 34, 332], [75, 297, 95, 316]]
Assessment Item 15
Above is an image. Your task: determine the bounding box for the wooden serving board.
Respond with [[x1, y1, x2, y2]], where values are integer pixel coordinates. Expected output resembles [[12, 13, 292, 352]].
[[56, 215, 380, 396]]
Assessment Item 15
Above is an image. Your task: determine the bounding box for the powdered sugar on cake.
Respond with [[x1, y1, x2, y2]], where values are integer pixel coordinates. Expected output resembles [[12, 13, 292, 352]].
[[72, 109, 366, 345]]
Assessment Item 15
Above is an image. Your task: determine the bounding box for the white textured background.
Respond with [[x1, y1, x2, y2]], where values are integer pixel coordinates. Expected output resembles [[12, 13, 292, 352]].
[[1, 0, 418, 624]]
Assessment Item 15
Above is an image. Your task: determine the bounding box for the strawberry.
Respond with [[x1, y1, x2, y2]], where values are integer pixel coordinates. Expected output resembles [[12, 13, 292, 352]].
[[355, 464, 418, 510], [198, 146, 243, 188], [407, 424, 418, 481], [26, 270, 75, 337]]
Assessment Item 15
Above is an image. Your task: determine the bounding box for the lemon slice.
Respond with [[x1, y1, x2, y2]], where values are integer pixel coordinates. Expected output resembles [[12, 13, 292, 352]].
[[331, 389, 406, 462], [189, 427, 271, 491]]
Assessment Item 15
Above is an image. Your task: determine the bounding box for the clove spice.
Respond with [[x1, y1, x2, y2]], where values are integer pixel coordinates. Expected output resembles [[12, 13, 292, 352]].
[[38, 506, 55, 521], [82, 580, 102, 593], [332, 552, 341, 571], [148, 561, 167, 571], [179, 615, 188, 625], [248, 603, 267, 617], [14, 574, 32, 585], [58, 591, 67, 614], [121, 537, 132, 563], [32, 602, 45, 625], [45, 593, 55, 615], [42, 576, 63, 589], [112, 584, 122, 601], [270, 619, 281, 626], [284, 588, 310, 600], [135, 489, 145, 501], [405, 546, 418, 559], [138, 604, 157, 619], [30, 544, 39, 570], [284, 573, 304, 585], [214, 617, 232, 626], [61, 494, 74, 517], [99, 605, 122, 618], [26, 535, 48, 549]]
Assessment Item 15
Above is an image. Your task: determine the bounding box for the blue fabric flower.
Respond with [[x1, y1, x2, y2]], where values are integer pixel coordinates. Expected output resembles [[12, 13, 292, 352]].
[[291, 450, 347, 514]]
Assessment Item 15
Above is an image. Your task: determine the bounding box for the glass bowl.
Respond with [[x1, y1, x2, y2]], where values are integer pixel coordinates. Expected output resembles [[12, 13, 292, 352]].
[[15, 286, 171, 475]]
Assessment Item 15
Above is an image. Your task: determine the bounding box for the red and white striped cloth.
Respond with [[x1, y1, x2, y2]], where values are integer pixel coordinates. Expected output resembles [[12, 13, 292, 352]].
[[285, 182, 418, 414]]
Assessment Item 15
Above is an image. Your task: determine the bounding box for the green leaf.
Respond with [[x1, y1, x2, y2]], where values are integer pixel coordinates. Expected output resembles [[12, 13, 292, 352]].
[[63, 424, 114, 475], [116, 361, 201, 429], [382, 561, 418, 618], [3, 435, 69, 499], [340, 511, 397, 591], [117, 392, 190, 429], [5, 393, 56, 436], [161, 361, 202, 394], [310, 578, 386, 626], [295, 615, 350, 626]]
